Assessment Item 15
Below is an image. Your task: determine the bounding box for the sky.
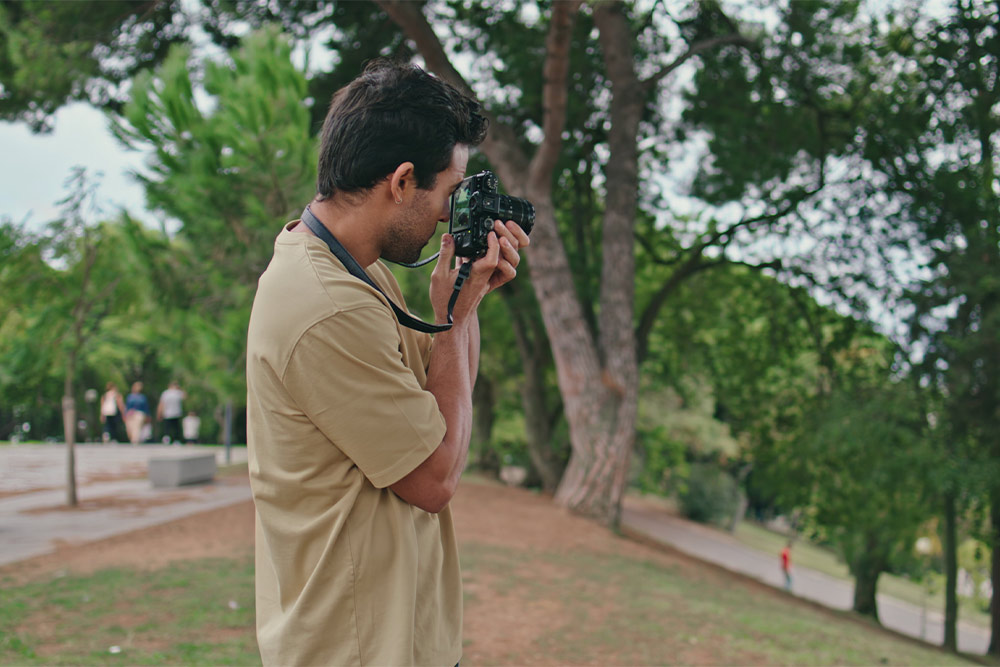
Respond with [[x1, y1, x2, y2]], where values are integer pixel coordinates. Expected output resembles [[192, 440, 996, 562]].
[[0, 103, 152, 230]]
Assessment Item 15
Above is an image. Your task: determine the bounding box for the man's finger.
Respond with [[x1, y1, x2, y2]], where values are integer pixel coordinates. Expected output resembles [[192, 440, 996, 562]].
[[434, 233, 456, 276], [489, 260, 517, 291], [499, 236, 520, 269], [501, 220, 530, 248]]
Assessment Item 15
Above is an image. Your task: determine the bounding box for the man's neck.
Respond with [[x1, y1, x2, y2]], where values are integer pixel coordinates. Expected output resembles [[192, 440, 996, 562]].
[[296, 197, 383, 267]]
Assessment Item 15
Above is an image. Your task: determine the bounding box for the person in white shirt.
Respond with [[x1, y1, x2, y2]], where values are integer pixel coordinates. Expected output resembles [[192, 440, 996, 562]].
[[100, 382, 126, 443], [182, 411, 201, 444], [157, 381, 187, 444]]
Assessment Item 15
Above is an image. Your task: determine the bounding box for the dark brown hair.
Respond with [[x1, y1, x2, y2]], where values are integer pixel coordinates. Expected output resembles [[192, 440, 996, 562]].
[[316, 58, 488, 199]]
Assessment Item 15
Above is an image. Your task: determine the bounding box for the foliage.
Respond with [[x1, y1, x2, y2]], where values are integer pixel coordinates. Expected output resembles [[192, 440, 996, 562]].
[[633, 381, 737, 497], [111, 25, 316, 409], [853, 0, 999, 644], [0, 171, 155, 444], [797, 372, 936, 619], [678, 462, 741, 526], [0, 0, 185, 131]]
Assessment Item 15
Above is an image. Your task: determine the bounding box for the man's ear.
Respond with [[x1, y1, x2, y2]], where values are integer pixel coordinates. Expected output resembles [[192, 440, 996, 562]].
[[389, 162, 416, 204]]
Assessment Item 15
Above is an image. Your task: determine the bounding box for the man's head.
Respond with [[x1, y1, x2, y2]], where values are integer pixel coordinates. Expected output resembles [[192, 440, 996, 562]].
[[316, 58, 488, 201]]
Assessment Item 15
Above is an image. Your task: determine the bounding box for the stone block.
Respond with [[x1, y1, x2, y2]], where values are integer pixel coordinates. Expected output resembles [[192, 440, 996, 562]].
[[148, 453, 217, 488]]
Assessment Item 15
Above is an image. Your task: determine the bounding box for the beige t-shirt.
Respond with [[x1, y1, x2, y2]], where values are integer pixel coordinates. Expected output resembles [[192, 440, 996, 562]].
[[246, 222, 460, 666]]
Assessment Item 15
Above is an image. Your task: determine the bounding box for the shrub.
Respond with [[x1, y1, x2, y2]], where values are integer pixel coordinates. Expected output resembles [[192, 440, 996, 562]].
[[678, 463, 740, 526]]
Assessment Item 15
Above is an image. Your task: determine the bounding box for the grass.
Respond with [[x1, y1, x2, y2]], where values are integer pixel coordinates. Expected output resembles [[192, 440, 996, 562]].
[[458, 542, 975, 666], [0, 507, 985, 666], [733, 520, 992, 629], [0, 558, 259, 666]]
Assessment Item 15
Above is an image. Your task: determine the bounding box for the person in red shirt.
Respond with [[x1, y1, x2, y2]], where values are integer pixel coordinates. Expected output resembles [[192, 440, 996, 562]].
[[781, 541, 793, 591]]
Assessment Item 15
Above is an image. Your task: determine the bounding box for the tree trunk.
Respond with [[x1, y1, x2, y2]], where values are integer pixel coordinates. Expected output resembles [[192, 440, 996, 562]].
[[550, 2, 642, 526], [851, 542, 884, 622], [381, 0, 641, 526], [471, 375, 497, 473], [504, 282, 565, 492], [942, 491, 958, 651], [527, 190, 636, 526], [62, 364, 78, 507], [989, 487, 1000, 655]]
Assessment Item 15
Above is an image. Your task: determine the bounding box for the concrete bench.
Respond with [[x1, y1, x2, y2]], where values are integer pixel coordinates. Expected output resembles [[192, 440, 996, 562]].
[[148, 453, 217, 488]]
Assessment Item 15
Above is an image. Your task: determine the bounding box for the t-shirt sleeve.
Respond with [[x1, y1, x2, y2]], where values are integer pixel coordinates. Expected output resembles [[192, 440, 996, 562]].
[[282, 304, 446, 489]]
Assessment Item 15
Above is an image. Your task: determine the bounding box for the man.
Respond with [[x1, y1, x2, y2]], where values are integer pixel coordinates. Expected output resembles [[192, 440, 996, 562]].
[[246, 59, 528, 666], [156, 381, 186, 444]]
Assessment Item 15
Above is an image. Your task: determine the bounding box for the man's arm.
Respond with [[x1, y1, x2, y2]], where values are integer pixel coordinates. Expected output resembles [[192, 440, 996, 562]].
[[390, 321, 475, 513], [390, 223, 525, 512], [468, 312, 480, 390]]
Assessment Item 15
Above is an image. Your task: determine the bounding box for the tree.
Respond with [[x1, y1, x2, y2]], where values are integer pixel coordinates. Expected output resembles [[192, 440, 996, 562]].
[[111, 26, 317, 433], [800, 371, 935, 620], [858, 0, 1000, 651], [378, 0, 754, 526], [0, 0, 185, 131], [0, 170, 147, 504]]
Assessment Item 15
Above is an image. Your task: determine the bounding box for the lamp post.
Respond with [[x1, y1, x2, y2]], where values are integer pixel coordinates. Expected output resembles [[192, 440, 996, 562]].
[[915, 536, 933, 640]]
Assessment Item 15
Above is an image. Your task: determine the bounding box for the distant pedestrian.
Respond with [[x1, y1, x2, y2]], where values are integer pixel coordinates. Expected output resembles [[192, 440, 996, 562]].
[[124, 381, 151, 445], [157, 381, 187, 444], [781, 540, 793, 591], [182, 411, 201, 444], [99, 382, 126, 443]]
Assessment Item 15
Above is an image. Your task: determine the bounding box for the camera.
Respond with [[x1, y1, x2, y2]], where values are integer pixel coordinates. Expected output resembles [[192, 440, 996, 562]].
[[449, 171, 534, 258]]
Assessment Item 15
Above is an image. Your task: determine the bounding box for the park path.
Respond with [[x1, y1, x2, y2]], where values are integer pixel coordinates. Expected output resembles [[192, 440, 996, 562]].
[[620, 498, 990, 655], [0, 443, 250, 568]]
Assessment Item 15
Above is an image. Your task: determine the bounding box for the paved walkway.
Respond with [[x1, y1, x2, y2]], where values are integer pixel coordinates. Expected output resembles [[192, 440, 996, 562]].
[[620, 498, 990, 655], [0, 443, 250, 568]]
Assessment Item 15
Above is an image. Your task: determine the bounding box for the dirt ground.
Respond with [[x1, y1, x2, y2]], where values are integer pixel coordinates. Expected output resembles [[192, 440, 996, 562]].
[[0, 477, 767, 665]]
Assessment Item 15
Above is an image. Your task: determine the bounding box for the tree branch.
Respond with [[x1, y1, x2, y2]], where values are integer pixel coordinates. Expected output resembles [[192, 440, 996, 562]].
[[635, 249, 707, 364], [528, 0, 583, 186], [704, 186, 821, 252], [642, 33, 753, 92], [375, 0, 531, 185], [635, 252, 782, 364]]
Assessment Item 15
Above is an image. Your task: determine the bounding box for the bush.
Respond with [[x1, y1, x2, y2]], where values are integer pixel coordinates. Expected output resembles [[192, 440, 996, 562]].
[[678, 463, 740, 526], [631, 425, 687, 495]]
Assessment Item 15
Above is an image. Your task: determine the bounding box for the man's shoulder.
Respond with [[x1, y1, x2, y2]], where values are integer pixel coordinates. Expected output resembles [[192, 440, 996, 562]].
[[258, 233, 393, 314], [250, 265, 399, 375]]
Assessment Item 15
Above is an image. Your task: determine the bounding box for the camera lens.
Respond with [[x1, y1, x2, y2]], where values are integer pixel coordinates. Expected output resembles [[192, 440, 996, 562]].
[[496, 195, 535, 236]]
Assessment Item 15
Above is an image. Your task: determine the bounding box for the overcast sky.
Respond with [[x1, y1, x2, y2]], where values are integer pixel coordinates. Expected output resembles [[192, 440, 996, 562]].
[[0, 102, 153, 231]]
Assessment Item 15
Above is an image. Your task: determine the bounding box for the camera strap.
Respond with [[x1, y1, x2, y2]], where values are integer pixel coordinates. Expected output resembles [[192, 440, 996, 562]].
[[301, 206, 469, 334]]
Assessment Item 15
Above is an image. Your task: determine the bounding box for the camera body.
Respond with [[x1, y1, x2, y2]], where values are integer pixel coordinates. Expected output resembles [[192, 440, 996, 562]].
[[449, 171, 535, 258]]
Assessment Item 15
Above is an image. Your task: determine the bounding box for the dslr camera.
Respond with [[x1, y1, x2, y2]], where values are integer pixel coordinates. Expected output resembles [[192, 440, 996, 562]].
[[449, 171, 534, 258]]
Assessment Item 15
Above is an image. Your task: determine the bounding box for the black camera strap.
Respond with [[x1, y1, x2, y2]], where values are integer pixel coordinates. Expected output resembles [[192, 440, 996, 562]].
[[300, 206, 469, 334]]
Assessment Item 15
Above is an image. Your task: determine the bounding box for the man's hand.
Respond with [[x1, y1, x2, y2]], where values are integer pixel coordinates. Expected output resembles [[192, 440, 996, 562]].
[[429, 220, 529, 325], [486, 220, 530, 292]]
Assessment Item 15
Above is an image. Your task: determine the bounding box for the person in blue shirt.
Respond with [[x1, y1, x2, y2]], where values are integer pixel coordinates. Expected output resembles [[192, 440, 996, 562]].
[[124, 381, 151, 445]]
